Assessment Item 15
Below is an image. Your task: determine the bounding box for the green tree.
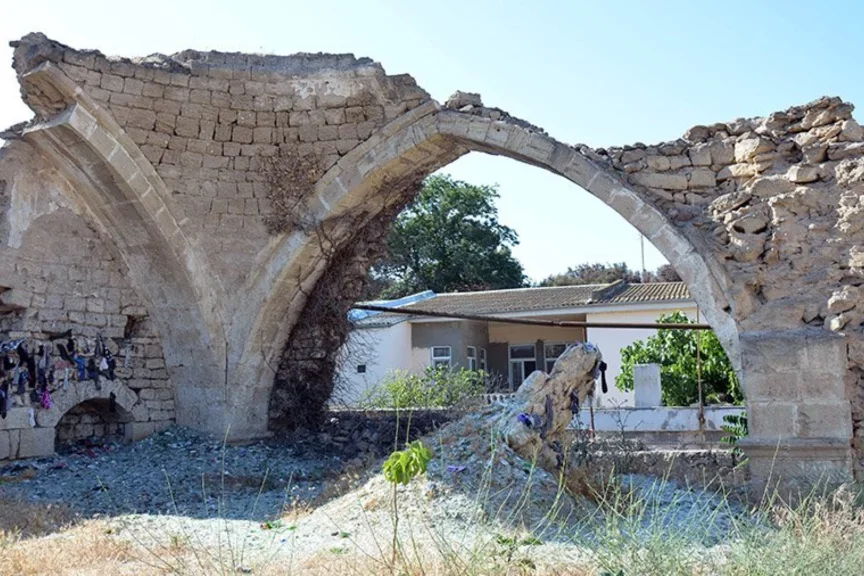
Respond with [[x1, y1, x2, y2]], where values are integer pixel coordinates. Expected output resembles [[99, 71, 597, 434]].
[[616, 311, 742, 406], [372, 174, 525, 298], [539, 262, 641, 287], [539, 262, 683, 286]]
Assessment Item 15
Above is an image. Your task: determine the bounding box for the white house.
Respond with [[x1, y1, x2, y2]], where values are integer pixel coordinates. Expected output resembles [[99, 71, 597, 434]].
[[338, 281, 698, 407]]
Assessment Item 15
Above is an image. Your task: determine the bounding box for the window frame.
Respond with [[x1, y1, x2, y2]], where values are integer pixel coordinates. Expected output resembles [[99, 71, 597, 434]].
[[466, 346, 477, 371], [508, 343, 538, 389], [543, 341, 570, 372], [431, 346, 452, 369], [479, 348, 487, 371]]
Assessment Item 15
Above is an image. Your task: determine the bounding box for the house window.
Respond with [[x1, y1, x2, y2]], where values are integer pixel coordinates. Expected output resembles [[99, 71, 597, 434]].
[[509, 344, 537, 390], [431, 346, 452, 369], [467, 346, 477, 370], [544, 342, 569, 372], [357, 364, 367, 374], [480, 348, 487, 371]]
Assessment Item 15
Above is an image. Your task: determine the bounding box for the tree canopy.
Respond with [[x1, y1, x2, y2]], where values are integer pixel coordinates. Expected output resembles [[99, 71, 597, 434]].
[[616, 311, 741, 406], [371, 174, 526, 298], [538, 261, 681, 287]]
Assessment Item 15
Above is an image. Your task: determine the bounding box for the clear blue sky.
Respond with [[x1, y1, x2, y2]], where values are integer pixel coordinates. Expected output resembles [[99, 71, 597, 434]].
[[1, 1, 861, 283]]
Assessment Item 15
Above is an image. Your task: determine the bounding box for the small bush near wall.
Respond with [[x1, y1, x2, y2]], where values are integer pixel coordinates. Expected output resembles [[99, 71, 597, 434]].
[[616, 311, 742, 406], [358, 367, 486, 409]]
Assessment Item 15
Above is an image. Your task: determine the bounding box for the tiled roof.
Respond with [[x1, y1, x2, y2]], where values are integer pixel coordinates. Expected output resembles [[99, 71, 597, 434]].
[[590, 282, 691, 305], [351, 281, 693, 327], [403, 284, 604, 315]]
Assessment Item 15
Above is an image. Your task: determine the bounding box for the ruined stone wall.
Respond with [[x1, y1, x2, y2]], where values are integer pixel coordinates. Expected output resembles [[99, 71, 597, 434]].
[[55, 399, 130, 445], [0, 142, 173, 449], [591, 97, 864, 472], [16, 36, 430, 294], [3, 35, 861, 483]]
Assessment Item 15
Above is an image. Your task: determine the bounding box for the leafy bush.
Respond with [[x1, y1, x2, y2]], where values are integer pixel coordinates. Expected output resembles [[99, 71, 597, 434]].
[[359, 366, 486, 409], [382, 440, 432, 485], [616, 311, 741, 406]]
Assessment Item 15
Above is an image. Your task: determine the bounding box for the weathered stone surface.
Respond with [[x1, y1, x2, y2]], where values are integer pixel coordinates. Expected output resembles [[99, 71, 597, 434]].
[[3, 35, 863, 485], [496, 343, 602, 472], [17, 428, 55, 458], [787, 165, 819, 183]]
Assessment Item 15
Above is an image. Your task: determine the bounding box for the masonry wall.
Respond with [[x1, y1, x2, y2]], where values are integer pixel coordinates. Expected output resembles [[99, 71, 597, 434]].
[[40, 45, 430, 295], [0, 142, 173, 452], [583, 97, 864, 472], [4, 35, 863, 481]]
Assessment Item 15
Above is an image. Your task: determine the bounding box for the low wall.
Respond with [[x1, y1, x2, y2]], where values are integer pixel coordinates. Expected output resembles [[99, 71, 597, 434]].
[[304, 407, 744, 487], [486, 394, 742, 437], [278, 408, 463, 458]]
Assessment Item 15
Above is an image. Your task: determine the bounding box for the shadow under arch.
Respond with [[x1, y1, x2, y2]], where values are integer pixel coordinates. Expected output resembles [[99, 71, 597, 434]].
[[232, 102, 743, 433]]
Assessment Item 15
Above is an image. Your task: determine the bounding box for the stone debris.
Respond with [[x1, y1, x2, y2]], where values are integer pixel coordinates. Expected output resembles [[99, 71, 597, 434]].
[[0, 426, 342, 519]]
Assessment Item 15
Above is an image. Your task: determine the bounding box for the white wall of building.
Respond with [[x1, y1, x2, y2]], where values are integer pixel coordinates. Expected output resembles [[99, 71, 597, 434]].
[[336, 321, 414, 405], [585, 304, 698, 408]]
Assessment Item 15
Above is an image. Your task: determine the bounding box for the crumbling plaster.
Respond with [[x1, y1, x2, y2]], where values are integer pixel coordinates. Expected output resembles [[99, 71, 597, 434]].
[[1, 34, 860, 484]]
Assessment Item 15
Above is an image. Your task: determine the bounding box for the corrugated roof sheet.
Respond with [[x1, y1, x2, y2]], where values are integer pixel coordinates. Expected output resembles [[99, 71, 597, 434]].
[[350, 281, 692, 326]]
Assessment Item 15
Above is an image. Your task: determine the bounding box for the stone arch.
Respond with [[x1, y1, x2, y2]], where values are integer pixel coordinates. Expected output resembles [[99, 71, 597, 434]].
[[239, 103, 741, 431], [13, 61, 229, 433], [36, 379, 140, 429]]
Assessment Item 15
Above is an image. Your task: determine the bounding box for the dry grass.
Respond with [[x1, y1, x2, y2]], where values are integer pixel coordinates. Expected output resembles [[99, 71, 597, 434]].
[[2, 467, 864, 575], [0, 497, 78, 539], [0, 519, 159, 576]]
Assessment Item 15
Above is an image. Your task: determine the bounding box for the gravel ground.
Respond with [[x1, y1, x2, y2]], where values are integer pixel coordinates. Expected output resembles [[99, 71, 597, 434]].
[[0, 424, 747, 570], [0, 426, 344, 520]]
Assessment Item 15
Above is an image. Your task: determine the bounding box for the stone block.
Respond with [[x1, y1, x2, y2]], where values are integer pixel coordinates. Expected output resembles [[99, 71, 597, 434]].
[[646, 155, 670, 171], [164, 86, 190, 102], [797, 370, 846, 402], [746, 371, 799, 402], [324, 108, 345, 125], [142, 82, 164, 98], [125, 421, 155, 442], [740, 330, 808, 375], [805, 331, 847, 373], [796, 401, 853, 438], [175, 116, 200, 138], [253, 127, 273, 143], [126, 109, 156, 130], [0, 431, 10, 460], [749, 401, 800, 439], [298, 125, 317, 142], [709, 139, 735, 165], [17, 428, 55, 458], [123, 77, 144, 95], [100, 74, 125, 92], [233, 126, 253, 144], [0, 408, 35, 431], [338, 123, 358, 140], [237, 110, 256, 126], [688, 168, 716, 188], [631, 172, 688, 190]]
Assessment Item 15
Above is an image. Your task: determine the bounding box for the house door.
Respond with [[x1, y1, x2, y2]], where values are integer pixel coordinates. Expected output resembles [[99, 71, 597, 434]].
[[508, 343, 537, 390]]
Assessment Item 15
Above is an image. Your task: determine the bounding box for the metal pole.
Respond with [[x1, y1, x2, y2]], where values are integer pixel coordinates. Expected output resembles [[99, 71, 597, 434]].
[[696, 307, 705, 435], [353, 304, 713, 331], [640, 234, 646, 282]]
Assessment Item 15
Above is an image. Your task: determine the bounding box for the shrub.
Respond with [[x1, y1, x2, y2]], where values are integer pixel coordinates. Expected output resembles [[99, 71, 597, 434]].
[[616, 311, 742, 406], [359, 366, 486, 409]]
